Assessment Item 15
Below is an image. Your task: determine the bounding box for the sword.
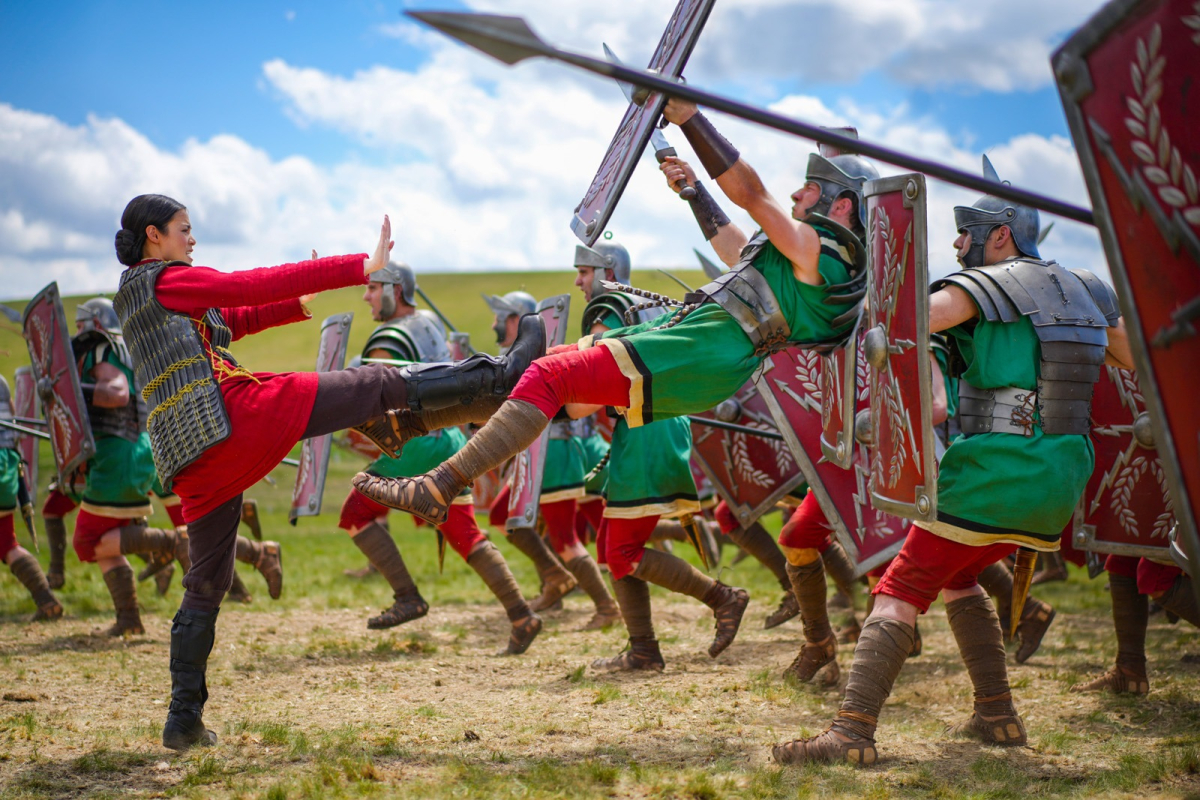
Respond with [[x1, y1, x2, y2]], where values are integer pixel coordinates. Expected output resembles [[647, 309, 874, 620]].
[[16, 463, 37, 553], [688, 415, 784, 441], [407, 11, 1096, 227], [0, 418, 50, 440], [693, 248, 724, 280], [679, 513, 716, 571], [603, 44, 696, 200], [437, 531, 447, 574], [657, 269, 694, 293], [414, 286, 477, 355], [1010, 548, 1038, 638]]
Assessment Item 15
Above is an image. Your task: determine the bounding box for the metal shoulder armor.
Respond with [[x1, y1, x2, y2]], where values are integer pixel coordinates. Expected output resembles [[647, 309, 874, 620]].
[[364, 314, 451, 364], [581, 291, 667, 336], [112, 261, 232, 487]]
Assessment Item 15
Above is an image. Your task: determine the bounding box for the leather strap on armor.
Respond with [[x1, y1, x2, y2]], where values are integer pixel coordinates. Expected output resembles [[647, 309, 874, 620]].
[[933, 258, 1118, 437], [686, 181, 731, 241], [684, 233, 791, 357], [113, 261, 233, 487], [679, 111, 740, 179], [580, 291, 668, 336], [957, 383, 1040, 436]]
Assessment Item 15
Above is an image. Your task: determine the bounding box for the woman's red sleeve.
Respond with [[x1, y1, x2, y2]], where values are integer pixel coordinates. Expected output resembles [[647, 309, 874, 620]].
[[221, 300, 311, 341], [154, 254, 368, 312]]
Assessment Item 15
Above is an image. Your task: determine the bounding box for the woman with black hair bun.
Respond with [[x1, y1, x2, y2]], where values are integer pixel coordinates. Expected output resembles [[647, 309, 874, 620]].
[[112, 195, 547, 751]]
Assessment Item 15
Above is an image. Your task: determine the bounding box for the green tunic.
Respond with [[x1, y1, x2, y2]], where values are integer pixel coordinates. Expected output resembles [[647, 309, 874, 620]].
[[581, 431, 609, 498], [80, 346, 155, 515], [917, 315, 1094, 551], [603, 416, 699, 520], [541, 429, 587, 503], [591, 226, 856, 426], [0, 449, 20, 511]]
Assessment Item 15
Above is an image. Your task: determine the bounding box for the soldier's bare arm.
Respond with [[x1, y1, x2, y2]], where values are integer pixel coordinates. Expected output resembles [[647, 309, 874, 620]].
[[1104, 318, 1135, 369], [929, 286, 978, 333], [90, 361, 131, 409], [659, 156, 747, 265], [929, 354, 948, 426]]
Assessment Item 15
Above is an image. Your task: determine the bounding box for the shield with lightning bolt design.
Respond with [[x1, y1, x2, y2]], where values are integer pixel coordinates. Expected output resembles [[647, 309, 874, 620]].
[[289, 312, 353, 524], [1072, 366, 1177, 562]]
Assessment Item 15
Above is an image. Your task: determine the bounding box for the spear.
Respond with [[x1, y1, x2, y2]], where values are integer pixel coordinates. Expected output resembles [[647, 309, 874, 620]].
[[404, 11, 1095, 227]]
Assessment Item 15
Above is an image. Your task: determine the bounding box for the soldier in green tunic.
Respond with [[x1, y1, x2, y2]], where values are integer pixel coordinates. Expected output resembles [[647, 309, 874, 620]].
[[337, 264, 541, 655], [772, 158, 1136, 766]]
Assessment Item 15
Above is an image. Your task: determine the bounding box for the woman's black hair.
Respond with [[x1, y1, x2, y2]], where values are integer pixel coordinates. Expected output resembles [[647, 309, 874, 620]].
[[114, 194, 186, 266]]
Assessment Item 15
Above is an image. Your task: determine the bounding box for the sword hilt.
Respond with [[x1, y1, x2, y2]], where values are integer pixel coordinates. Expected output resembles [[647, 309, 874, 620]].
[[654, 146, 697, 200]]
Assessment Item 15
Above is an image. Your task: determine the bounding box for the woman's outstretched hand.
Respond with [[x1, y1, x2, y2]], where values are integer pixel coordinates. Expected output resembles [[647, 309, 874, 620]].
[[364, 215, 394, 275]]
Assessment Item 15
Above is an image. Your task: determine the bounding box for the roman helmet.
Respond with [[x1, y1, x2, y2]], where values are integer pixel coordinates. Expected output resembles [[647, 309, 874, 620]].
[[952, 155, 1041, 269]]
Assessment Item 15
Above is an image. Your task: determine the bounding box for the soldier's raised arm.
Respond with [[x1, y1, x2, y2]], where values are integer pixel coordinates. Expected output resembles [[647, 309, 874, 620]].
[[659, 154, 747, 266]]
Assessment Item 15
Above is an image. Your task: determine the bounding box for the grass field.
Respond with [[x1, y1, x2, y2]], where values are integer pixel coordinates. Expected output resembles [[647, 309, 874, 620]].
[[1, 273, 1199, 798]]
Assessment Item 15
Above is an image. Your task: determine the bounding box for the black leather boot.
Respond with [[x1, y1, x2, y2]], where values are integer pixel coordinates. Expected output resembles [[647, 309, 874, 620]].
[[162, 608, 219, 751]]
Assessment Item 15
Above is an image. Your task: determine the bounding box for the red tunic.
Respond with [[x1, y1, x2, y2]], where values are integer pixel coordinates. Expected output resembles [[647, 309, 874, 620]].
[[141, 254, 368, 521]]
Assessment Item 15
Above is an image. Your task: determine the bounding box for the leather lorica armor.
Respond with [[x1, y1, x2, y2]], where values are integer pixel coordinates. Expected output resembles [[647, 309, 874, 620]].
[[933, 258, 1120, 436], [113, 260, 234, 487], [581, 291, 669, 336], [684, 217, 867, 356], [0, 376, 17, 450], [72, 329, 147, 442], [363, 312, 451, 364]]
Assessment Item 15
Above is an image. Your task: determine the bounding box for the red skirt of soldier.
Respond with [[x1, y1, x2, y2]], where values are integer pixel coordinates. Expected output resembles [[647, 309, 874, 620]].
[[339, 487, 484, 559], [873, 524, 1017, 613]]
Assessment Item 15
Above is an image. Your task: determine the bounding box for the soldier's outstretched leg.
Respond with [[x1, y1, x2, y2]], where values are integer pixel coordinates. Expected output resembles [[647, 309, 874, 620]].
[[1073, 559, 1148, 695], [103, 564, 144, 636], [977, 560, 1056, 663], [592, 576, 664, 672], [466, 540, 542, 655], [240, 499, 262, 541], [5, 542, 63, 621], [234, 536, 282, 599], [1154, 573, 1200, 628], [45, 517, 68, 590], [632, 548, 749, 658], [944, 593, 1027, 745], [507, 526, 576, 612], [566, 553, 621, 630], [225, 570, 253, 604], [162, 608, 219, 750], [714, 501, 796, 628], [541, 498, 619, 628], [782, 558, 839, 686], [351, 521, 427, 629]]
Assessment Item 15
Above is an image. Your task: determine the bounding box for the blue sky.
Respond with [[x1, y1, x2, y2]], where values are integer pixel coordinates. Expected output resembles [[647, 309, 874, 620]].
[[0, 0, 1108, 298]]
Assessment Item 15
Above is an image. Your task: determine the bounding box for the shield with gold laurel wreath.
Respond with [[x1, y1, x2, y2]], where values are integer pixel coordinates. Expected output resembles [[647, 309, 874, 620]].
[[1073, 366, 1177, 562], [1054, 0, 1200, 580], [860, 173, 938, 523], [21, 282, 94, 486], [289, 312, 353, 524], [505, 294, 570, 531]]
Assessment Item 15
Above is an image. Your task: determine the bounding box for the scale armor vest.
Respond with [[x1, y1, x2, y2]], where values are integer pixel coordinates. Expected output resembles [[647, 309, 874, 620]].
[[933, 258, 1120, 436], [72, 330, 147, 442], [581, 291, 668, 337], [0, 376, 16, 450], [363, 312, 451, 364], [113, 261, 234, 487]]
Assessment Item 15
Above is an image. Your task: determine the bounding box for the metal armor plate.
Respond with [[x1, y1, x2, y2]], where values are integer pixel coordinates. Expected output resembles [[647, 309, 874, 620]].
[[22, 282, 95, 485], [13, 366, 38, 505], [690, 378, 805, 530], [862, 174, 937, 522], [757, 344, 907, 575], [448, 331, 472, 361], [1054, 0, 1200, 580], [1072, 366, 1176, 563], [818, 316, 861, 470], [506, 294, 571, 531], [570, 0, 715, 245], [290, 313, 354, 524]]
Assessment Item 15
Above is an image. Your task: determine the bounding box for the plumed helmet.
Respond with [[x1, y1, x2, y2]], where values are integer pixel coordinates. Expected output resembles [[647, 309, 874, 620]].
[[953, 155, 1041, 269], [574, 241, 631, 299], [374, 260, 417, 317], [805, 152, 879, 231], [75, 297, 121, 334], [482, 291, 537, 320]]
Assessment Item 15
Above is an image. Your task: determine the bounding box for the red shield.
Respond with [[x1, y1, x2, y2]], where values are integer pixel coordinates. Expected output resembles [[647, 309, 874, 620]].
[[758, 344, 907, 575], [570, 0, 715, 245], [22, 282, 94, 485], [818, 317, 861, 470], [1054, 1, 1200, 579], [13, 366, 39, 505], [862, 174, 938, 522], [506, 295, 571, 530], [290, 313, 354, 523], [690, 377, 805, 529], [1073, 366, 1176, 562]]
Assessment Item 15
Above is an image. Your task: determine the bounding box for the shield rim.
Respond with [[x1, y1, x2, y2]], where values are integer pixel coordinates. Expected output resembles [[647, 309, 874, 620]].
[[1052, 0, 1200, 582], [569, 0, 716, 245], [818, 315, 861, 470], [289, 312, 354, 523], [755, 355, 903, 577], [506, 294, 571, 530], [22, 282, 95, 485], [12, 365, 38, 507], [861, 173, 937, 522]]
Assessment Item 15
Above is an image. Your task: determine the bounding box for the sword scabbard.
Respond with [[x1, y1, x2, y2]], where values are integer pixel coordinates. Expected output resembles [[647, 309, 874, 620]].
[[1010, 548, 1038, 638]]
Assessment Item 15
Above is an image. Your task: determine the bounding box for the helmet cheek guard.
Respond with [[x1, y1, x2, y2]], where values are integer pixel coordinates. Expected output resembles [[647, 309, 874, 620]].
[[805, 153, 879, 233], [573, 241, 631, 299], [374, 261, 418, 319]]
